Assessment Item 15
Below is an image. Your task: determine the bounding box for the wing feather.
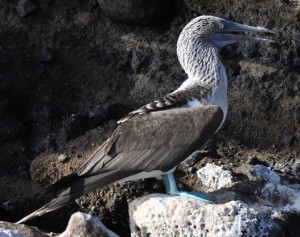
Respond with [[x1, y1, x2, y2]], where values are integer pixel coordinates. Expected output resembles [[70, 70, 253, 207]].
[[17, 105, 223, 224], [79, 105, 223, 174], [117, 84, 213, 123]]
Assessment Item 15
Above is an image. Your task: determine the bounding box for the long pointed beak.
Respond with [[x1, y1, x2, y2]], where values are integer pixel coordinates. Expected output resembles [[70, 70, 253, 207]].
[[212, 20, 275, 48]]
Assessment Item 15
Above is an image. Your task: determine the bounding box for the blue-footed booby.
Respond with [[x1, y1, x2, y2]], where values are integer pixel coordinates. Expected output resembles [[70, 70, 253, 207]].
[[17, 16, 274, 224]]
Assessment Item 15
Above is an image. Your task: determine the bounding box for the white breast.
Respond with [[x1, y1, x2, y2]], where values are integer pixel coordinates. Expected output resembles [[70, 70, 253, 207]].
[[208, 63, 228, 123]]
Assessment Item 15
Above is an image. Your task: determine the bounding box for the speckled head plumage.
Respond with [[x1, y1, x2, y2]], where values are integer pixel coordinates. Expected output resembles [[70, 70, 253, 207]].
[[177, 16, 274, 83], [179, 16, 225, 40]]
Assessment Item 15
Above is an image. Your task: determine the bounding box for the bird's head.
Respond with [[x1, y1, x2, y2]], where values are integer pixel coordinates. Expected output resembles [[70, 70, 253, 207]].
[[181, 15, 274, 49], [177, 16, 274, 81]]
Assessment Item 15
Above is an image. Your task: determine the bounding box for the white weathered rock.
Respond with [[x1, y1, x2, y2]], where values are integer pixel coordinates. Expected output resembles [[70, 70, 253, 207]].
[[262, 183, 300, 211], [0, 229, 24, 237], [0, 222, 48, 237], [16, 0, 38, 17], [196, 163, 234, 191], [129, 194, 281, 237], [59, 212, 119, 237], [58, 154, 68, 162], [249, 165, 280, 184]]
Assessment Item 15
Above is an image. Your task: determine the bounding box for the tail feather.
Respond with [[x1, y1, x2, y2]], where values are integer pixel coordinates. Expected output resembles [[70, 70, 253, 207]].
[[46, 173, 79, 193], [16, 170, 135, 224]]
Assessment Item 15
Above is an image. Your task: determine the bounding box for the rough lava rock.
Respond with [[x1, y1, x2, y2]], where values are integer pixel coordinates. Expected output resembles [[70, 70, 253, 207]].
[[59, 212, 119, 237], [262, 183, 300, 207], [97, 0, 173, 23], [130, 164, 300, 236], [129, 194, 282, 237], [249, 165, 280, 184], [197, 163, 234, 191], [0, 221, 48, 237], [38, 47, 54, 63], [16, 0, 38, 17]]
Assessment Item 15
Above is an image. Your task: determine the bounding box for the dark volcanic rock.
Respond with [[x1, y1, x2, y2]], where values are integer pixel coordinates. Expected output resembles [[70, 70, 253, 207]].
[[131, 47, 152, 74], [16, 0, 38, 17], [238, 42, 259, 58], [247, 156, 269, 167], [38, 47, 54, 62], [97, 0, 173, 23], [0, 74, 10, 91], [0, 113, 23, 141], [18, 165, 30, 180], [0, 46, 12, 65], [294, 104, 300, 124]]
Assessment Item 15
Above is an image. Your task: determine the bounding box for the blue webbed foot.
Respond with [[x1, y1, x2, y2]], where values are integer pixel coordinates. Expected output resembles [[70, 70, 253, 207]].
[[179, 190, 213, 203], [162, 172, 213, 204]]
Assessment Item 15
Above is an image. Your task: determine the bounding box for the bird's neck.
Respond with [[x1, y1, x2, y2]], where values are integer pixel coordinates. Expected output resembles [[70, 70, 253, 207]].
[[177, 38, 228, 118], [177, 38, 221, 87]]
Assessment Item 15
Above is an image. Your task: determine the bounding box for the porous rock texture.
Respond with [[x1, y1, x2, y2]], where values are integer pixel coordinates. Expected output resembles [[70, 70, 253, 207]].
[[0, 221, 48, 237], [262, 183, 300, 208], [129, 194, 282, 237], [196, 163, 234, 191], [249, 165, 281, 184], [59, 212, 118, 237], [130, 164, 300, 237]]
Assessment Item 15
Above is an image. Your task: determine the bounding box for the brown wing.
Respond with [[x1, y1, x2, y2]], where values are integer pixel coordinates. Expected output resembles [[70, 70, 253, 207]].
[[17, 105, 223, 224], [117, 84, 213, 123], [78, 105, 223, 175]]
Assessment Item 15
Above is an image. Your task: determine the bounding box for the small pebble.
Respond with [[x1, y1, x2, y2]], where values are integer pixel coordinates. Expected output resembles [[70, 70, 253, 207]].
[[1, 200, 15, 211], [292, 160, 300, 178], [250, 165, 280, 184], [18, 165, 29, 179], [38, 47, 54, 62], [16, 0, 38, 17], [58, 154, 68, 162]]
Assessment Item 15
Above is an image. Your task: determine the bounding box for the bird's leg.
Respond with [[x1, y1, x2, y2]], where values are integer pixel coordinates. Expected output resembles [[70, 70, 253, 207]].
[[162, 172, 213, 203]]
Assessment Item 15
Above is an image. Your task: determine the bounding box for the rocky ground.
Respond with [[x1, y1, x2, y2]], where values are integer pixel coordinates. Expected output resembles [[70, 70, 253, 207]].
[[0, 0, 299, 236]]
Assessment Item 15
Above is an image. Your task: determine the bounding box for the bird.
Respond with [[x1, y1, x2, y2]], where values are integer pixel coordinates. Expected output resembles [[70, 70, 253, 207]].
[[17, 15, 274, 224]]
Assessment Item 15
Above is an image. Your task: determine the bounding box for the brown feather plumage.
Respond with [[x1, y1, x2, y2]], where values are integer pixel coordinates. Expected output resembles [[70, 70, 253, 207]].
[[17, 105, 223, 224]]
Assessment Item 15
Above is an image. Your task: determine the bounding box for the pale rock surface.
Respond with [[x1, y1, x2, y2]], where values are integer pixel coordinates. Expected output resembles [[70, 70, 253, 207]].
[[249, 165, 280, 184], [262, 183, 300, 211], [0, 221, 48, 237], [129, 194, 282, 237], [59, 212, 119, 237], [0, 229, 24, 237], [196, 163, 234, 191]]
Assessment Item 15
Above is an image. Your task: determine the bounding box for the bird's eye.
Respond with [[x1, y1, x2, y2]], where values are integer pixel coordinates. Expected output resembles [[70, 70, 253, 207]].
[[219, 24, 224, 29]]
